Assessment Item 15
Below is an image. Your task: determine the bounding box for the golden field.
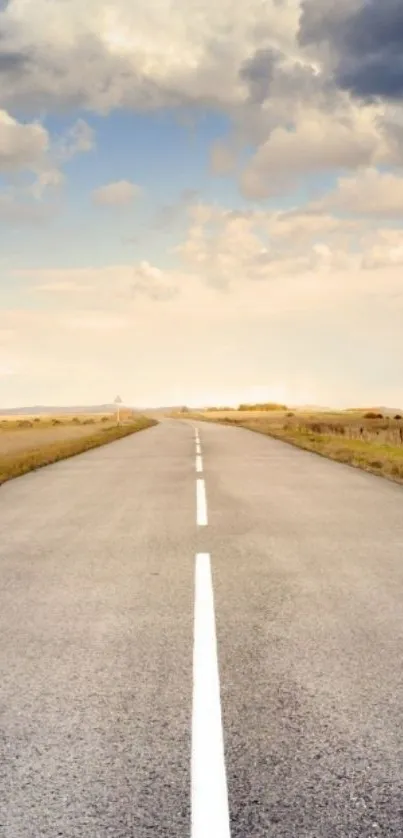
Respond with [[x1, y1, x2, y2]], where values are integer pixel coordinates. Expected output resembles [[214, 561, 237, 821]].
[[0, 413, 157, 485], [172, 406, 403, 485]]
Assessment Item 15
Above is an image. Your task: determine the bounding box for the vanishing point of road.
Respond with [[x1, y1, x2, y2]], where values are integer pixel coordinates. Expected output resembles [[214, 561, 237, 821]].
[[1, 418, 403, 836]]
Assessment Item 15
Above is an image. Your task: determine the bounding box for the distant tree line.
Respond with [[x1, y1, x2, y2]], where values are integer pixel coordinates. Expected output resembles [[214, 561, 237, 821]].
[[238, 402, 288, 411]]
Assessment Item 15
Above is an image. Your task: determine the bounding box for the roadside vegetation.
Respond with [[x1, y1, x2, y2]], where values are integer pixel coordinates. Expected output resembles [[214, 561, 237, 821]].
[[172, 405, 403, 485], [0, 412, 157, 485]]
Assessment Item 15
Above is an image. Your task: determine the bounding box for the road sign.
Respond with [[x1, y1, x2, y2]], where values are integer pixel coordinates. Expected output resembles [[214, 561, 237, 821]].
[[114, 395, 123, 425]]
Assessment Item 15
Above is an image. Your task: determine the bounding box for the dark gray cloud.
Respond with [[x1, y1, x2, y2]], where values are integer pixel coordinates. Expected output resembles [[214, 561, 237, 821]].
[[300, 0, 403, 100], [0, 49, 28, 72], [339, 53, 403, 100], [239, 48, 280, 104]]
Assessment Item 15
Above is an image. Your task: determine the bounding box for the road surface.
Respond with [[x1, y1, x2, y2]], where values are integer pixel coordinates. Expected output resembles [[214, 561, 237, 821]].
[[1, 418, 403, 836]]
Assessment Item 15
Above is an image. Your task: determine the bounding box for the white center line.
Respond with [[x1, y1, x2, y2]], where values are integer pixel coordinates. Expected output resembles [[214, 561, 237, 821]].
[[196, 454, 203, 473], [192, 553, 231, 838], [196, 478, 208, 526], [196, 442, 201, 455]]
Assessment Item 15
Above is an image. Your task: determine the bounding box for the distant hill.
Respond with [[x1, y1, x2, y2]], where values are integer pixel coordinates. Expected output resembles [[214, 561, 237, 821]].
[[292, 405, 333, 412], [0, 404, 135, 416]]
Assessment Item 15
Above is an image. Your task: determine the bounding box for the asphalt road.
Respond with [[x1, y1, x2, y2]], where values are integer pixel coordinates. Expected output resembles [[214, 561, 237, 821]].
[[1, 419, 403, 836]]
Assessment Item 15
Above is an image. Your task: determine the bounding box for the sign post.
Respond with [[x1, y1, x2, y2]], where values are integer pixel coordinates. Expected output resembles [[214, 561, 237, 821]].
[[114, 395, 123, 426]]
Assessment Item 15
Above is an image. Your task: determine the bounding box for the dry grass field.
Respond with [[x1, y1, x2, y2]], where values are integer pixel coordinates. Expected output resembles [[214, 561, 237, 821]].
[[172, 406, 403, 485], [0, 413, 157, 485]]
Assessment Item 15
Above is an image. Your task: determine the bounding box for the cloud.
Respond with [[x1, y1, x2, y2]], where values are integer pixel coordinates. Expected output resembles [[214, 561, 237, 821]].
[[30, 119, 94, 199], [363, 244, 403, 271], [92, 180, 142, 206], [240, 103, 393, 198], [4, 238, 403, 409], [0, 108, 48, 171], [1, 0, 403, 411], [4, 195, 403, 408], [57, 119, 95, 160], [0, 0, 304, 116], [173, 196, 403, 301], [175, 201, 366, 288], [29, 168, 65, 200], [130, 261, 180, 300], [298, 0, 359, 50], [317, 168, 403, 217], [357, 228, 403, 270], [0, 0, 400, 204], [239, 47, 280, 105], [299, 0, 403, 101], [17, 261, 180, 302], [0, 110, 94, 206]]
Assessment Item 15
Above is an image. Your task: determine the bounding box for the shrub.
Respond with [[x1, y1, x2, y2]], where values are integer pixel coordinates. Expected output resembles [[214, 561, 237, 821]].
[[394, 414, 402, 421], [364, 411, 383, 419], [17, 420, 33, 428], [51, 419, 61, 425]]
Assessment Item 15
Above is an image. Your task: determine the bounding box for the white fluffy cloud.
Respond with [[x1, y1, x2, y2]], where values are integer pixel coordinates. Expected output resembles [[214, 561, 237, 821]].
[[0, 0, 401, 204], [0, 0, 302, 112], [359, 228, 403, 270], [0, 112, 94, 211], [175, 201, 367, 288], [92, 180, 141, 206], [0, 109, 48, 171], [240, 103, 395, 198], [317, 168, 403, 217], [57, 119, 95, 160]]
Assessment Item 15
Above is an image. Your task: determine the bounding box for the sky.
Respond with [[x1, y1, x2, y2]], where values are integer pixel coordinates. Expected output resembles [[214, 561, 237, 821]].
[[1, 0, 403, 409]]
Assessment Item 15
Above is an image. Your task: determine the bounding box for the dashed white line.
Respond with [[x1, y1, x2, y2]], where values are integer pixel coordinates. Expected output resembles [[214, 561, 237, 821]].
[[196, 454, 203, 473], [192, 553, 231, 838], [196, 478, 208, 526]]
